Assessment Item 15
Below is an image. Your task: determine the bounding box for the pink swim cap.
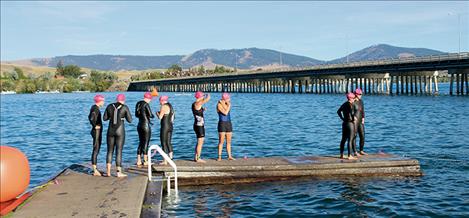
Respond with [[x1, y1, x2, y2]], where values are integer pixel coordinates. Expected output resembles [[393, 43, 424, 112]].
[[346, 92, 356, 100], [94, 94, 105, 103], [195, 91, 204, 99], [159, 95, 168, 103], [144, 92, 152, 99], [354, 88, 363, 95], [222, 93, 230, 100], [116, 94, 126, 102]]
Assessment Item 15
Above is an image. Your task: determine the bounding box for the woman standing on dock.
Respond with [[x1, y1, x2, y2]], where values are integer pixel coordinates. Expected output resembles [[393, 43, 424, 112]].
[[192, 91, 210, 163], [337, 92, 357, 160], [103, 94, 132, 177], [135, 92, 154, 167], [353, 88, 367, 156], [88, 94, 105, 176], [217, 93, 235, 161], [157, 95, 175, 165]]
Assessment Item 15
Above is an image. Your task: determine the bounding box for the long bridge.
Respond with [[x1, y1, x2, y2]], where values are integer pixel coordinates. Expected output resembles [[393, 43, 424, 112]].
[[128, 52, 469, 95]]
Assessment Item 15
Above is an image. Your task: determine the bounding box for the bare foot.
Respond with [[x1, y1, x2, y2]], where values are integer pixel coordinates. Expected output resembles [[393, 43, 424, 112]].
[[196, 159, 206, 163], [359, 151, 368, 155], [143, 161, 148, 166], [347, 156, 357, 160], [93, 170, 102, 176], [217, 157, 222, 161], [105, 173, 111, 177], [117, 172, 127, 178], [228, 157, 236, 161], [355, 152, 361, 157], [158, 161, 168, 165], [340, 155, 345, 159]]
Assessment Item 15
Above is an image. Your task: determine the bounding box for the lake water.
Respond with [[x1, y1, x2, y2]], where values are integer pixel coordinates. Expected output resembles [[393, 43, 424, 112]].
[[1, 83, 468, 217]]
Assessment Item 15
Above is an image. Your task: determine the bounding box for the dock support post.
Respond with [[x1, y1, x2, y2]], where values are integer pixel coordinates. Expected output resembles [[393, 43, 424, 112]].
[[434, 71, 439, 94], [450, 72, 454, 95], [460, 73, 464, 95], [456, 73, 460, 95], [466, 73, 469, 95], [390, 76, 394, 94]]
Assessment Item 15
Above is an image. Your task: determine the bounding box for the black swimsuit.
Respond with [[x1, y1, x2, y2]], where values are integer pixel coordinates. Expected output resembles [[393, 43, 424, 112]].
[[192, 102, 205, 138], [160, 103, 174, 154], [88, 105, 102, 165], [103, 102, 132, 167], [135, 101, 154, 156], [337, 102, 355, 156]]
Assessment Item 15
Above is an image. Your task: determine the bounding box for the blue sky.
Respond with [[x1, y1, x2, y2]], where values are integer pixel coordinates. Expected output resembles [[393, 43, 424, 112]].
[[1, 1, 468, 61]]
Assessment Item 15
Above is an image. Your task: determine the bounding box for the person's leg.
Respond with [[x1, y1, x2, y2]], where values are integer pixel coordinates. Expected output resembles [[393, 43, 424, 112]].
[[137, 126, 144, 166], [352, 122, 359, 156], [346, 122, 357, 160], [115, 133, 127, 177], [217, 132, 225, 161], [339, 123, 347, 159], [143, 125, 151, 165], [195, 137, 206, 163], [160, 128, 169, 165], [106, 134, 115, 177], [167, 130, 173, 159], [91, 129, 101, 176], [358, 123, 367, 155], [226, 132, 235, 160]]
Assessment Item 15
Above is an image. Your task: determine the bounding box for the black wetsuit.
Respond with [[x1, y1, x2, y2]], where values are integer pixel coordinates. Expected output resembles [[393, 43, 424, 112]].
[[337, 102, 356, 156], [160, 103, 174, 154], [103, 102, 132, 167], [135, 101, 154, 157], [88, 105, 102, 165], [217, 102, 232, 133], [192, 102, 205, 138], [353, 99, 366, 152]]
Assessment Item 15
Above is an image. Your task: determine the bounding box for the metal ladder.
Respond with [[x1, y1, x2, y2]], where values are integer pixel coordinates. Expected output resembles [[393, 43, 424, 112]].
[[147, 144, 178, 195]]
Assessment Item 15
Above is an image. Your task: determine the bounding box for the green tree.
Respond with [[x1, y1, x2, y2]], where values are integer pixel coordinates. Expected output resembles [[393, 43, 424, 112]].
[[197, 65, 205, 74], [14, 67, 26, 79], [56, 60, 64, 75], [60, 65, 82, 78], [0, 79, 16, 91], [167, 64, 182, 73]]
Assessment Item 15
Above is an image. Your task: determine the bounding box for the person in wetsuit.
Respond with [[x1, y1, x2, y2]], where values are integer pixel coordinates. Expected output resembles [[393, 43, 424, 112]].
[[88, 94, 105, 176], [156, 95, 175, 165], [103, 94, 132, 177], [337, 92, 357, 160], [352, 88, 367, 156], [217, 93, 235, 161], [135, 92, 154, 167], [192, 91, 210, 163]]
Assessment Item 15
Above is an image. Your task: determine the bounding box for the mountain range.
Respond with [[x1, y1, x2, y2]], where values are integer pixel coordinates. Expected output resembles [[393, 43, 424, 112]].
[[6, 44, 446, 71]]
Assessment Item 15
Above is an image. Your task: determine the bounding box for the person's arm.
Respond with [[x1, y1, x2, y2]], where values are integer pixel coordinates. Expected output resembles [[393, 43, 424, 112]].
[[337, 104, 345, 121], [217, 101, 230, 115], [158, 105, 169, 119], [88, 107, 100, 129], [202, 94, 211, 104], [103, 106, 109, 121], [361, 101, 365, 124], [145, 103, 155, 119], [124, 105, 132, 123]]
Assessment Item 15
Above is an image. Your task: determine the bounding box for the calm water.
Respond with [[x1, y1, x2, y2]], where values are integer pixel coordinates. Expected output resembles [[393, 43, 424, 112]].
[[1, 84, 468, 217]]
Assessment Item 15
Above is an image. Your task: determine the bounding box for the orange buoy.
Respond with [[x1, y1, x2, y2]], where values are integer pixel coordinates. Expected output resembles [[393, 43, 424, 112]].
[[0, 146, 30, 202], [151, 87, 159, 97]]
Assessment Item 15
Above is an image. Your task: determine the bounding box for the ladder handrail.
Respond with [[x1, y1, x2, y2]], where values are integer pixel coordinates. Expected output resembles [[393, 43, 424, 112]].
[[147, 144, 178, 194]]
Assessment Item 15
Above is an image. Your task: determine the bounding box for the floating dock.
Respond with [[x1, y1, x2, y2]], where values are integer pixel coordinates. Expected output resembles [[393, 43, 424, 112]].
[[8, 153, 421, 217], [144, 153, 422, 186]]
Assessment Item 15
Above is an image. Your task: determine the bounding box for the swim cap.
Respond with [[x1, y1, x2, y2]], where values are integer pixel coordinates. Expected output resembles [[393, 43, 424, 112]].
[[94, 94, 105, 103], [159, 95, 168, 103], [346, 92, 355, 100], [144, 92, 152, 99], [354, 88, 363, 95], [222, 93, 230, 100], [116, 94, 126, 102], [195, 91, 204, 99]]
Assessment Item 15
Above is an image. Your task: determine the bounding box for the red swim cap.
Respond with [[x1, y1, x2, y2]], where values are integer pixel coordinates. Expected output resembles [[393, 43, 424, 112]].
[[144, 92, 152, 99], [94, 94, 105, 103], [354, 88, 363, 95], [195, 91, 204, 99], [346, 92, 355, 100], [159, 95, 168, 103], [116, 94, 126, 102]]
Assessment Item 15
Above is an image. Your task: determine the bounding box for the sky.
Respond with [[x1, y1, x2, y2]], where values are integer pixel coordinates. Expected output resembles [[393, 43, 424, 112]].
[[1, 1, 468, 61]]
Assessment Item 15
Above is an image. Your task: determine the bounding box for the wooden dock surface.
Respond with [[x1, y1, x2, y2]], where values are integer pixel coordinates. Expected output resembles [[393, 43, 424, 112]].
[[11, 168, 150, 218], [149, 153, 422, 185]]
